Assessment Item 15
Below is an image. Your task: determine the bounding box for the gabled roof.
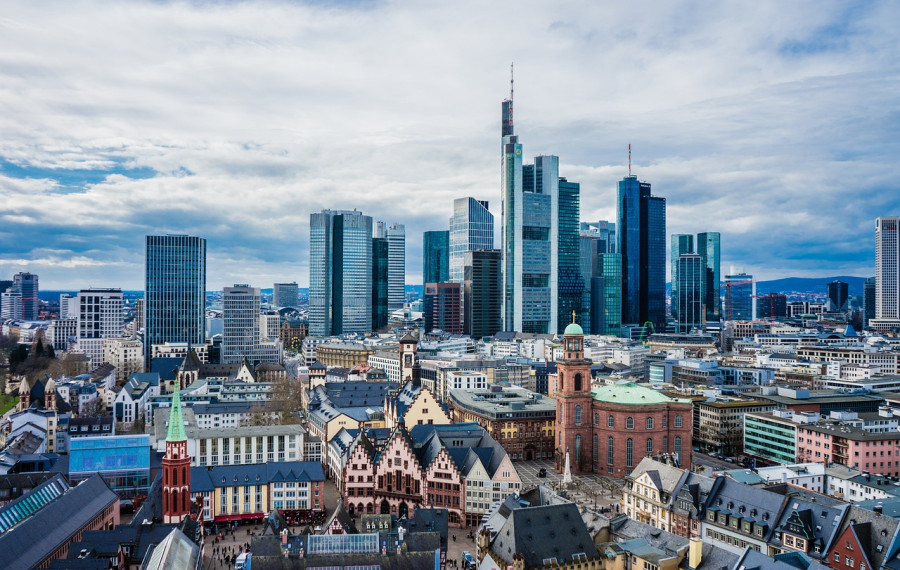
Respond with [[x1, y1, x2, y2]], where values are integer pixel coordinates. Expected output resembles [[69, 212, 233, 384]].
[[179, 349, 202, 372], [322, 502, 358, 535], [150, 358, 182, 381], [490, 503, 598, 567]]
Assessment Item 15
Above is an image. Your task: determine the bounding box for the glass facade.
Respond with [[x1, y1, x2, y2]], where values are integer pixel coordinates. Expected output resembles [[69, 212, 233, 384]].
[[222, 285, 260, 363], [697, 232, 721, 322], [375, 222, 405, 311], [558, 179, 584, 332], [725, 273, 754, 321], [675, 254, 703, 333], [464, 249, 501, 339], [69, 435, 151, 498], [145, 235, 206, 366], [599, 253, 622, 336], [449, 198, 493, 284], [372, 237, 389, 331], [422, 230, 449, 285], [670, 234, 693, 320]]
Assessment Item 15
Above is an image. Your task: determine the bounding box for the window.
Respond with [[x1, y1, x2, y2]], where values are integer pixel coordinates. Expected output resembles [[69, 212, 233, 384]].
[[594, 413, 599, 426], [675, 436, 682, 460], [675, 415, 683, 428], [626, 438, 634, 468], [626, 417, 634, 430], [575, 405, 582, 425], [608, 437, 614, 465], [647, 438, 653, 455], [646, 417, 654, 430], [608, 415, 615, 428], [574, 374, 582, 392]]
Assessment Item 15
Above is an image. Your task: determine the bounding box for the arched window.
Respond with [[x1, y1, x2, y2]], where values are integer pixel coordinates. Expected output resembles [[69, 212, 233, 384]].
[[675, 436, 682, 460], [575, 405, 582, 425], [575, 434, 582, 465], [594, 413, 599, 426], [559, 373, 564, 391], [607, 437, 614, 465], [593, 434, 599, 465], [574, 373, 583, 392], [173, 469, 178, 486], [626, 438, 634, 468], [626, 417, 634, 430], [608, 415, 615, 428], [647, 438, 653, 455], [646, 417, 654, 430], [675, 415, 683, 428], [663, 436, 668, 452]]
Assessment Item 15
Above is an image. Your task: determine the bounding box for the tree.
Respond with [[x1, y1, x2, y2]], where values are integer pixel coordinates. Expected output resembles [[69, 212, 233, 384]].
[[246, 375, 304, 426]]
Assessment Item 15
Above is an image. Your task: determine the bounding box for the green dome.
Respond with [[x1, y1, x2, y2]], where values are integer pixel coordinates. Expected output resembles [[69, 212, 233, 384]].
[[564, 322, 584, 336]]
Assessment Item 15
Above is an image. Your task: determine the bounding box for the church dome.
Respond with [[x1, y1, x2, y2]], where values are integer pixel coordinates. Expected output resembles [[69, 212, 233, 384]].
[[564, 322, 584, 336]]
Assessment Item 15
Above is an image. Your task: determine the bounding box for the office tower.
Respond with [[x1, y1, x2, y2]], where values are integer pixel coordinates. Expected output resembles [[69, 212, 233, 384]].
[[260, 310, 281, 341], [145, 235, 206, 366], [133, 299, 144, 333], [617, 175, 666, 330], [0, 280, 11, 319], [372, 237, 389, 331], [757, 293, 788, 320], [309, 210, 373, 337], [76, 288, 124, 365], [273, 282, 299, 308], [724, 273, 754, 320], [12, 272, 39, 320], [580, 221, 616, 254], [59, 293, 74, 319], [463, 250, 502, 339], [222, 284, 260, 363], [696, 232, 721, 322], [1, 291, 23, 320], [557, 178, 585, 332], [424, 283, 462, 334], [874, 217, 900, 331], [376, 222, 405, 311], [580, 232, 604, 334], [423, 230, 450, 286], [670, 234, 694, 320], [598, 253, 623, 336], [827, 280, 849, 312], [449, 198, 494, 284], [863, 276, 876, 328], [674, 254, 703, 333]]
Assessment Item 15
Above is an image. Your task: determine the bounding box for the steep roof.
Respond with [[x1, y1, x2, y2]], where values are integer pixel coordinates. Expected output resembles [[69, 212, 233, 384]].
[[165, 382, 187, 443], [490, 503, 598, 567]]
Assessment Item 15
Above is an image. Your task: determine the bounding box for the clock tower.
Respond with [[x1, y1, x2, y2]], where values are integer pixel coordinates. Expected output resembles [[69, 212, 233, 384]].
[[399, 332, 418, 383], [554, 316, 594, 474]]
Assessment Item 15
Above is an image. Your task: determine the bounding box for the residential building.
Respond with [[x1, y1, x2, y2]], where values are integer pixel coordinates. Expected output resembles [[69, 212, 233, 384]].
[[273, 281, 299, 308], [102, 337, 144, 385], [47, 318, 76, 351], [463, 249, 501, 339], [424, 282, 462, 334], [144, 235, 206, 366], [449, 197, 494, 285], [617, 173, 666, 330], [75, 288, 124, 365], [309, 209, 373, 336], [222, 284, 260, 364], [825, 505, 900, 570], [553, 322, 692, 476], [375, 221, 405, 312], [621, 457, 688, 532], [449, 384, 555, 461], [423, 230, 449, 286]]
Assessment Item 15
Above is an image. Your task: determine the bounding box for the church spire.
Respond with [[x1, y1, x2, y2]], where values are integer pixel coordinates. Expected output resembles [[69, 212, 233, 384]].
[[166, 381, 187, 442]]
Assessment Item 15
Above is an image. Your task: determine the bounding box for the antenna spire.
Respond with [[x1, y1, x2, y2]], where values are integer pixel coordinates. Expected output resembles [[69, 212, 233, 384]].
[[628, 143, 632, 177], [510, 62, 514, 103]]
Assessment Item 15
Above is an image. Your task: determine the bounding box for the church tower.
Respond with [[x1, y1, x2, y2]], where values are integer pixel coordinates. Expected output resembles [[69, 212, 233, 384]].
[[162, 382, 191, 523], [17, 377, 31, 411], [554, 316, 594, 474], [44, 377, 57, 411], [399, 333, 418, 383]]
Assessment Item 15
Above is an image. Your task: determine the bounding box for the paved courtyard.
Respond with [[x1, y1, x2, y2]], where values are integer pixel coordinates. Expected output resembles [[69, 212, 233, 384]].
[[516, 459, 624, 513]]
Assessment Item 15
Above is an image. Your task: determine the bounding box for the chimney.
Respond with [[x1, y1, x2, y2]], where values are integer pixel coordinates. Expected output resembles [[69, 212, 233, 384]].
[[689, 538, 703, 569], [875, 503, 883, 516]]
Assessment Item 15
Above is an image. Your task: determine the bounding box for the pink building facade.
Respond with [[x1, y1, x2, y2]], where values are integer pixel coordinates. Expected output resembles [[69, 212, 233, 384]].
[[797, 425, 900, 476]]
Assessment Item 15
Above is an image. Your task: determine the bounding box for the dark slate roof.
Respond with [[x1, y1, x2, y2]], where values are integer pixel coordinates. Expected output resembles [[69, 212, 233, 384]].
[[322, 382, 393, 408], [191, 462, 325, 493], [705, 476, 786, 542], [47, 559, 113, 569], [150, 358, 182, 381], [730, 548, 830, 570], [309, 360, 326, 370], [770, 497, 844, 560], [0, 475, 119, 569], [834, 505, 900, 570], [180, 349, 202, 372], [322, 502, 357, 535], [490, 503, 598, 567]]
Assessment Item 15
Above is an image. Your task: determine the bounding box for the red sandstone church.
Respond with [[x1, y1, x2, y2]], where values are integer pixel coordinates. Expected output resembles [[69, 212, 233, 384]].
[[554, 321, 693, 477]]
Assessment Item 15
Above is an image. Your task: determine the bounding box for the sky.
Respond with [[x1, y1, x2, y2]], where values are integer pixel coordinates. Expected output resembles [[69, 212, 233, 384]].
[[1, 1, 898, 290]]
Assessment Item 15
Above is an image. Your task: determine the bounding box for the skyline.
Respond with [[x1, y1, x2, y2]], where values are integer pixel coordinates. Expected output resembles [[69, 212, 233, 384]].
[[2, 1, 899, 289]]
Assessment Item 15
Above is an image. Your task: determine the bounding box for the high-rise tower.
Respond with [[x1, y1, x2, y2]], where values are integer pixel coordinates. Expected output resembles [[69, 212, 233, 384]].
[[670, 235, 694, 321], [12, 272, 39, 320], [145, 235, 206, 367], [696, 232, 721, 322], [309, 210, 373, 336], [675, 254, 704, 333], [423, 230, 450, 286], [162, 382, 191, 524], [449, 198, 493, 284], [558, 178, 585, 333], [873, 217, 900, 332], [222, 284, 260, 364], [376, 222, 406, 312]]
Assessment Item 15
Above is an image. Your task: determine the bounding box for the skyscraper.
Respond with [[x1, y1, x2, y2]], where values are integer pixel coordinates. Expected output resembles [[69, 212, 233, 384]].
[[724, 273, 754, 321], [670, 234, 694, 320], [580, 232, 604, 334], [463, 250, 502, 339], [557, 178, 585, 332], [696, 232, 721, 322], [827, 280, 849, 312], [873, 217, 900, 332], [616, 175, 666, 330], [376, 222, 406, 312], [75, 288, 124, 365], [145, 235, 206, 366], [580, 221, 615, 253], [423, 230, 450, 286], [273, 282, 299, 308], [593, 253, 622, 336], [12, 272, 39, 320], [222, 284, 260, 364], [372, 237, 389, 331], [309, 210, 373, 337], [674, 254, 703, 333], [424, 283, 462, 334], [449, 198, 493, 284], [863, 276, 876, 328]]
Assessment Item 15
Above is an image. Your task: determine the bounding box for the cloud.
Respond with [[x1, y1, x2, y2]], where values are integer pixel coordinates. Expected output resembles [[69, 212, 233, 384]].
[[0, 0, 898, 289]]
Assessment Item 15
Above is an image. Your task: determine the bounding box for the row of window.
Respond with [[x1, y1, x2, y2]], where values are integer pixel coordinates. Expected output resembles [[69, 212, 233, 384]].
[[568, 408, 684, 429]]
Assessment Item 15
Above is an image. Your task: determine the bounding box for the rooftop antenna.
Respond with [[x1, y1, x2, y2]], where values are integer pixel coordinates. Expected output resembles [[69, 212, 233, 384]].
[[628, 143, 632, 177], [508, 62, 514, 132]]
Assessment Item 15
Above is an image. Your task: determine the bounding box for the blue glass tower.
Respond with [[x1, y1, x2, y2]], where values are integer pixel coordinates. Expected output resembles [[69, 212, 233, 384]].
[[423, 230, 449, 286], [372, 237, 389, 331], [449, 198, 493, 284], [558, 178, 585, 332], [670, 234, 694, 320], [696, 232, 721, 322], [675, 254, 703, 333], [144, 235, 206, 366]]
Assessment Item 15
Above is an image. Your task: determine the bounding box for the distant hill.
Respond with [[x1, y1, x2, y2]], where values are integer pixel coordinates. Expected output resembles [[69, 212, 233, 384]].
[[755, 276, 868, 296]]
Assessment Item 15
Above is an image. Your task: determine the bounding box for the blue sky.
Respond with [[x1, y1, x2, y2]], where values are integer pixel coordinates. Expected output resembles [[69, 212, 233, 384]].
[[1, 0, 898, 290]]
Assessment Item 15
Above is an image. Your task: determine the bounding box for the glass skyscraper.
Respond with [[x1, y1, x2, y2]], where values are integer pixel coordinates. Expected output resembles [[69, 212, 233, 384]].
[[375, 222, 405, 312], [449, 198, 493, 284], [617, 176, 666, 330], [12, 272, 39, 320], [423, 230, 449, 286], [724, 273, 754, 321], [557, 178, 584, 332], [309, 210, 373, 337], [144, 235, 206, 366], [675, 254, 703, 333], [596, 253, 622, 336], [670, 234, 693, 320], [696, 232, 721, 322], [372, 237, 389, 331], [464, 249, 501, 339]]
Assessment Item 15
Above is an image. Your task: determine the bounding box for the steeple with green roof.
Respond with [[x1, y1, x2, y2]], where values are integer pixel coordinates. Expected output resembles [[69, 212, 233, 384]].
[[165, 382, 187, 442]]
